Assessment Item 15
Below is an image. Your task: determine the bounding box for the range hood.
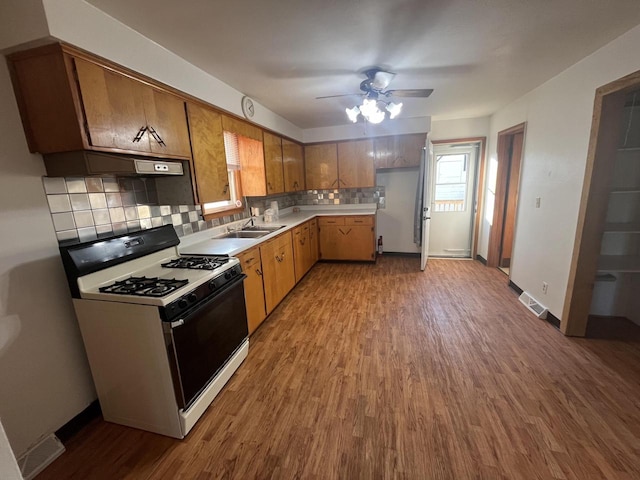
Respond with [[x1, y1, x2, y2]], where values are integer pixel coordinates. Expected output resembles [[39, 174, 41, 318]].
[[42, 151, 184, 177]]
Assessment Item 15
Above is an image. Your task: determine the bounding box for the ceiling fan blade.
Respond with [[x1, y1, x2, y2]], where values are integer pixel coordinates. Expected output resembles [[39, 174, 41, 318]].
[[386, 88, 434, 98], [315, 93, 365, 99]]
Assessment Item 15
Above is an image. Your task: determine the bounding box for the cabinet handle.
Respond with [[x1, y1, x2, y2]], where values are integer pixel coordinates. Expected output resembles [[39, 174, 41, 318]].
[[132, 126, 147, 143], [275, 255, 283, 263], [339, 228, 352, 235], [255, 268, 263, 276], [148, 125, 166, 146], [267, 182, 273, 191], [300, 238, 306, 245], [339, 178, 347, 186], [293, 180, 299, 189], [331, 179, 338, 187], [245, 257, 255, 263], [223, 183, 229, 194]]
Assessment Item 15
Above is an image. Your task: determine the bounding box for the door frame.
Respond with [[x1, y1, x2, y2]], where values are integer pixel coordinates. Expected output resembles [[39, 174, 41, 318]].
[[562, 69, 640, 336], [431, 137, 487, 259], [487, 123, 526, 268]]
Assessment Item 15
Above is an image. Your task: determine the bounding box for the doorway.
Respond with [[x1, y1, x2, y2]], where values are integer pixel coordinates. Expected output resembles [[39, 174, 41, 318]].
[[428, 143, 478, 257], [563, 70, 640, 337], [487, 123, 526, 272]]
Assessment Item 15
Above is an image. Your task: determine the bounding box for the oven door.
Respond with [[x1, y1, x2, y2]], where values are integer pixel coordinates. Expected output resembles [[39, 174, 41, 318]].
[[164, 274, 248, 409]]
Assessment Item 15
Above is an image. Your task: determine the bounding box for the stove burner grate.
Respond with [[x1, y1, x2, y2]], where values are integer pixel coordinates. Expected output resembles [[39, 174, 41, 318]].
[[99, 276, 189, 297], [162, 256, 230, 271]]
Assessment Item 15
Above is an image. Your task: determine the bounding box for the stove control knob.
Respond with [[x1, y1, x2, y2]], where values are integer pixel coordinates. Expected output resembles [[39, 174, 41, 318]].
[[178, 298, 188, 309], [224, 271, 232, 280], [188, 293, 197, 303], [208, 280, 217, 291]]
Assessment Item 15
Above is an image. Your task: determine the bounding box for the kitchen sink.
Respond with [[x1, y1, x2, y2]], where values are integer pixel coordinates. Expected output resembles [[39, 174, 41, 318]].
[[215, 225, 285, 239]]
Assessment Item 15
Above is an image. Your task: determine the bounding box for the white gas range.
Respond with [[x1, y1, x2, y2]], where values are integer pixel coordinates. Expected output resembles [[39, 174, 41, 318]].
[[60, 225, 249, 438]]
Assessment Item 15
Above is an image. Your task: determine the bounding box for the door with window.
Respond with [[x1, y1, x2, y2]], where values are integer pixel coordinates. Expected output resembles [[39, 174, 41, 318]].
[[429, 144, 478, 257]]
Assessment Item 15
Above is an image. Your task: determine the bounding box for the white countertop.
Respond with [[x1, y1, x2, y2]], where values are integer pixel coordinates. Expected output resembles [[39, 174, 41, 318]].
[[179, 204, 377, 257]]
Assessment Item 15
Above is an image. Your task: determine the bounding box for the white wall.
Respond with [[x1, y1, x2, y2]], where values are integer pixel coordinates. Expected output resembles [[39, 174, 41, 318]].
[[430, 117, 490, 142], [0, 58, 96, 456], [483, 24, 640, 322]]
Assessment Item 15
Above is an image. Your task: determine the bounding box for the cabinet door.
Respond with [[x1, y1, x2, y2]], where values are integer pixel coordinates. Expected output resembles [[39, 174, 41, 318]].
[[341, 225, 376, 261], [309, 218, 319, 265], [374, 134, 425, 169], [305, 144, 338, 190], [393, 134, 426, 168], [318, 225, 341, 260], [237, 247, 267, 335], [292, 223, 310, 282], [142, 87, 191, 158], [186, 103, 230, 204], [283, 139, 305, 192], [74, 58, 150, 153], [264, 132, 285, 195], [260, 233, 295, 313], [338, 139, 375, 188]]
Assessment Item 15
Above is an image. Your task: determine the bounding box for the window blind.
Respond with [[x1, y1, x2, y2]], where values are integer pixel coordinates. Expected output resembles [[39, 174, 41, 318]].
[[223, 131, 241, 170]]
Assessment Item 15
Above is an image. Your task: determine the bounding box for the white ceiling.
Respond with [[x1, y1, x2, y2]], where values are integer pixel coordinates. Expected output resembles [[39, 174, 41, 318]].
[[86, 0, 640, 129]]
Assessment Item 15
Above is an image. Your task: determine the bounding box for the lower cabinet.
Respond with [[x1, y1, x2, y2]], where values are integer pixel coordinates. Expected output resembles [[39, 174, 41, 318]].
[[236, 247, 267, 334], [292, 219, 319, 282], [309, 218, 319, 264], [318, 215, 376, 261], [260, 231, 296, 314]]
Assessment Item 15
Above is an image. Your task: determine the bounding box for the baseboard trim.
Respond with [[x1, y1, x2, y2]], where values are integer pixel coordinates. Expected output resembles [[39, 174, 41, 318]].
[[382, 252, 420, 257], [546, 312, 561, 329], [476, 255, 487, 265], [55, 400, 101, 444], [508, 280, 523, 295]]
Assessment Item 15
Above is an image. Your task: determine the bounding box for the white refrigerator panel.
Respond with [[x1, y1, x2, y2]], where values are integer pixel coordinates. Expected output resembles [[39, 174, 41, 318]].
[[376, 169, 421, 254]]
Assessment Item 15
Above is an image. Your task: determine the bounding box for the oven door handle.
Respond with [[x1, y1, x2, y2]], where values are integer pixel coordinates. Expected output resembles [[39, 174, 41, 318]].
[[164, 273, 247, 328]]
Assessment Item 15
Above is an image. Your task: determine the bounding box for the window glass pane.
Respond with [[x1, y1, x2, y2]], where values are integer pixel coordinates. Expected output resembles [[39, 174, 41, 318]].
[[434, 154, 468, 212]]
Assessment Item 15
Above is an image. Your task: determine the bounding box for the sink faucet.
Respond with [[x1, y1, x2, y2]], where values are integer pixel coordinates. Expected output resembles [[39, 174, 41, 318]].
[[229, 216, 255, 232]]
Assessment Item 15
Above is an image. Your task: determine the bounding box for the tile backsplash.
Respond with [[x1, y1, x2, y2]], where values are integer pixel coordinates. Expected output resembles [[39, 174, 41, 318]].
[[44, 177, 384, 244], [43, 176, 213, 243]]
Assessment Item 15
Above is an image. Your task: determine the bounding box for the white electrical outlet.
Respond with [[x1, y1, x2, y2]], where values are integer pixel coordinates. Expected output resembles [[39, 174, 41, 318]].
[[542, 281, 548, 294], [535, 197, 541, 208]]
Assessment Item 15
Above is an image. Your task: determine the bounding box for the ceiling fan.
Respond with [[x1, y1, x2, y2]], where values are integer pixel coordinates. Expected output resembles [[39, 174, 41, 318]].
[[316, 67, 434, 100], [316, 67, 433, 123]]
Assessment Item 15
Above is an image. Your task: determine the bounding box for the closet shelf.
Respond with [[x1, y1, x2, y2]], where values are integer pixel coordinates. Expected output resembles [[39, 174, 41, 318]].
[[597, 255, 640, 273], [603, 223, 640, 233], [609, 187, 640, 194]]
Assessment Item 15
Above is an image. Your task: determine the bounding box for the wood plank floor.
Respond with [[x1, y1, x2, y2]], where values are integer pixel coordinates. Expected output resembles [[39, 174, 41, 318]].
[[39, 257, 640, 479]]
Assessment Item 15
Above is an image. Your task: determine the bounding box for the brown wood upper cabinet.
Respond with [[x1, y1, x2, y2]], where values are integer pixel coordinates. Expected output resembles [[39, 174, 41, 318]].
[[305, 143, 339, 190], [8, 44, 191, 160], [373, 134, 426, 169], [282, 139, 305, 192], [186, 103, 229, 204], [263, 132, 285, 195], [337, 139, 375, 188], [305, 140, 374, 190]]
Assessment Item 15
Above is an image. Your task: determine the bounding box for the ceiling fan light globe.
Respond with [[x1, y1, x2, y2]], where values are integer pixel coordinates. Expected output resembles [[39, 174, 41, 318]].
[[345, 106, 360, 123], [386, 102, 403, 119]]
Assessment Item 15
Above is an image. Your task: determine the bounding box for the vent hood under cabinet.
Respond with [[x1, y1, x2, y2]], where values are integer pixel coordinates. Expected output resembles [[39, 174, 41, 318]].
[[42, 151, 184, 177]]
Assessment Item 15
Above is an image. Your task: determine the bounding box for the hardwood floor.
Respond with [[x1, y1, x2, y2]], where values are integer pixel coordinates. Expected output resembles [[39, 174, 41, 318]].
[[39, 258, 640, 479]]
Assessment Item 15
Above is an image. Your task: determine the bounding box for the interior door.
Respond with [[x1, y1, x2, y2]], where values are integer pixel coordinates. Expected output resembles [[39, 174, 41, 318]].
[[428, 144, 478, 257], [420, 141, 433, 270]]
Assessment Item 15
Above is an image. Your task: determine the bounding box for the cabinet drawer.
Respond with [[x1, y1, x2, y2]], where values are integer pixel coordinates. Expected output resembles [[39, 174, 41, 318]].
[[318, 216, 345, 226], [237, 247, 261, 269], [345, 215, 374, 226]]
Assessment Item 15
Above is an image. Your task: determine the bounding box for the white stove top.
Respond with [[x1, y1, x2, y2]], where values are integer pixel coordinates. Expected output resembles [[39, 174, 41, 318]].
[[77, 247, 239, 307]]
